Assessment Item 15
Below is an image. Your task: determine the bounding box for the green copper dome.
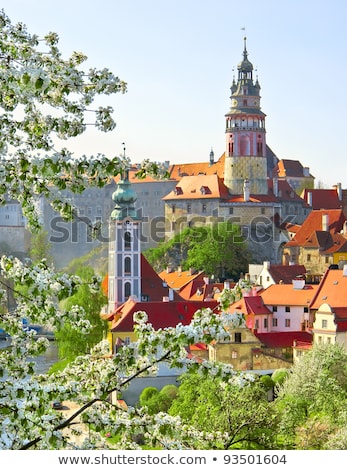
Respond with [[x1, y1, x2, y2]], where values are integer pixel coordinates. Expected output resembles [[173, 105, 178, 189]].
[[111, 170, 140, 220]]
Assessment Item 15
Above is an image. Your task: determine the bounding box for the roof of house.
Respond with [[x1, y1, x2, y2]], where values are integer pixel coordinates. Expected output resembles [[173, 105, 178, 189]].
[[255, 331, 313, 348], [301, 188, 342, 210], [229, 295, 272, 316], [158, 269, 206, 291], [111, 299, 219, 332], [273, 159, 313, 178], [169, 153, 226, 180], [285, 209, 347, 247], [266, 264, 307, 284], [223, 179, 309, 205], [260, 283, 319, 306], [162, 174, 230, 201], [141, 255, 182, 301], [310, 268, 347, 309], [179, 279, 227, 301]]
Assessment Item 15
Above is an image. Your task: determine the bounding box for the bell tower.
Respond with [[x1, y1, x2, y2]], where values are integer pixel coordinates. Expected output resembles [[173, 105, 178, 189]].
[[224, 37, 268, 195], [108, 162, 142, 312]]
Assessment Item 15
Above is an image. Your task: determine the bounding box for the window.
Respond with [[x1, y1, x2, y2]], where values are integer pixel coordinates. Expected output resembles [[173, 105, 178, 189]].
[[124, 257, 131, 274], [234, 332, 242, 343], [261, 207, 265, 215], [307, 254, 311, 262], [172, 204, 176, 214], [285, 319, 291, 327], [325, 256, 329, 263], [124, 282, 131, 299], [272, 306, 277, 312], [231, 350, 238, 359], [255, 320, 259, 329], [229, 207, 234, 215], [272, 318, 278, 327], [322, 319, 328, 328], [285, 306, 290, 312], [304, 307, 309, 313], [124, 231, 131, 250], [263, 318, 268, 328], [187, 204, 191, 214], [202, 203, 207, 213]]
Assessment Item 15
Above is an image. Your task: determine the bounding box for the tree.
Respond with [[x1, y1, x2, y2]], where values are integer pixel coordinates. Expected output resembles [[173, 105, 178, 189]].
[[184, 222, 250, 280], [144, 223, 250, 279], [28, 229, 54, 266], [54, 265, 108, 362], [138, 384, 178, 415], [169, 371, 279, 449], [274, 343, 347, 449]]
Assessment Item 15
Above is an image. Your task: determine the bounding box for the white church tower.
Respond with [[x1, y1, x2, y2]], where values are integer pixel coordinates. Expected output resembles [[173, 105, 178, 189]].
[[107, 168, 142, 312]]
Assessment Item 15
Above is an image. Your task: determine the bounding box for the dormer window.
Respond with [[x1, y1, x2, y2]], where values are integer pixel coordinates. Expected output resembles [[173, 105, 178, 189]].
[[175, 186, 183, 195], [200, 186, 210, 195]]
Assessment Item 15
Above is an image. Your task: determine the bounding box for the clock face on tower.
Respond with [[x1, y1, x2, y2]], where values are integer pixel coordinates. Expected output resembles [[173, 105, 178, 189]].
[[232, 99, 238, 107]]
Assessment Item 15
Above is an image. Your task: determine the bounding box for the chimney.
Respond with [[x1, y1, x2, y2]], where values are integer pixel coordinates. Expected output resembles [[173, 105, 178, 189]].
[[263, 261, 270, 269], [336, 182, 342, 201], [303, 167, 310, 177], [322, 214, 329, 232], [273, 177, 278, 197], [292, 279, 305, 290], [307, 191, 312, 206], [243, 178, 250, 202]]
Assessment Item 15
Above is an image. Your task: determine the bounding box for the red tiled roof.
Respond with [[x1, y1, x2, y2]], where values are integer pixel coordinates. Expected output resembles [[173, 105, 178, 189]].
[[285, 209, 346, 247], [179, 279, 227, 301], [111, 299, 219, 332], [169, 154, 226, 180], [158, 269, 206, 291], [162, 174, 230, 200], [267, 264, 307, 284], [229, 295, 272, 316], [301, 188, 342, 210], [224, 179, 309, 205], [141, 255, 182, 301], [260, 283, 319, 306], [273, 159, 312, 178], [255, 331, 313, 348], [310, 268, 347, 309]]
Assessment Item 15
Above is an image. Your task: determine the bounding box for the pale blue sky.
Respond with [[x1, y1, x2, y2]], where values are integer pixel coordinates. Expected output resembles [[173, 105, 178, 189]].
[[1, 0, 347, 187]]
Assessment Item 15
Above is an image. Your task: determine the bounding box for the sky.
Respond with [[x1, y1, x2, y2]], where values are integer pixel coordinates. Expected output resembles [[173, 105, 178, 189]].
[[1, 0, 347, 188]]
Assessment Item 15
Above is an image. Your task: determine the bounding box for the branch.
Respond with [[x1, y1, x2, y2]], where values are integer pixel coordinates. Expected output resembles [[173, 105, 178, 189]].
[[19, 350, 172, 450]]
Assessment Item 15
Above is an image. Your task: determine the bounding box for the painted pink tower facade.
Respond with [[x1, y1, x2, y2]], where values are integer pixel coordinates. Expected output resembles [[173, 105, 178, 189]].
[[224, 37, 268, 195]]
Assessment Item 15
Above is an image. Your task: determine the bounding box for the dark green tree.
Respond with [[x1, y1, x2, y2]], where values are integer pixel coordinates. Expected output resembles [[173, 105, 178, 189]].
[[144, 222, 250, 280]]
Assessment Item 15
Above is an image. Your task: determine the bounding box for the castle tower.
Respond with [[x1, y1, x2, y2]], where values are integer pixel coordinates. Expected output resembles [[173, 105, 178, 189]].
[[108, 168, 142, 311], [224, 37, 268, 195]]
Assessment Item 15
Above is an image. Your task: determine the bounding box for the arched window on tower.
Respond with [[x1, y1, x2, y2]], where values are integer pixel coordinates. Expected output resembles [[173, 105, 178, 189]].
[[124, 257, 131, 274], [124, 231, 131, 250], [124, 282, 131, 299]]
